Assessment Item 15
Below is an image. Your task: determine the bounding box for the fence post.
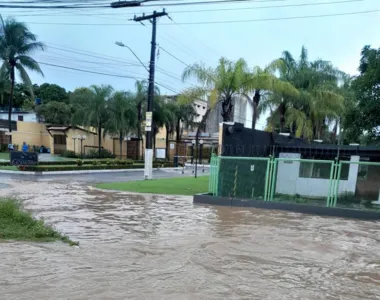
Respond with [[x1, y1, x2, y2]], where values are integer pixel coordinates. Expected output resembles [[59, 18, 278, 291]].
[[264, 157, 272, 202], [233, 165, 238, 198], [327, 161, 336, 207], [333, 161, 343, 207], [208, 154, 215, 194], [269, 158, 278, 202], [215, 156, 220, 197]]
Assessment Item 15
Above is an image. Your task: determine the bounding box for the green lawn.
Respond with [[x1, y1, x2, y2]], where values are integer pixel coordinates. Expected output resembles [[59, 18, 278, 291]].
[[0, 166, 18, 171], [0, 152, 9, 160], [0, 198, 78, 245], [97, 176, 209, 196]]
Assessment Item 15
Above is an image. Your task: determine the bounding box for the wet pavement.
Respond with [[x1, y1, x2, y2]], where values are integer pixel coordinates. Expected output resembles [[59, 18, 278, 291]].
[[0, 172, 380, 299]]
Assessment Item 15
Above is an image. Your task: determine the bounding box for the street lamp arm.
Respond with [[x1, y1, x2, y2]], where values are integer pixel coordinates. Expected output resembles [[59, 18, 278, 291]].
[[115, 41, 149, 73]]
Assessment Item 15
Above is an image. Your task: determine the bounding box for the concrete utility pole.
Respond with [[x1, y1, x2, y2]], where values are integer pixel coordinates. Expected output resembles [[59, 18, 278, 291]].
[[111, 1, 167, 179]]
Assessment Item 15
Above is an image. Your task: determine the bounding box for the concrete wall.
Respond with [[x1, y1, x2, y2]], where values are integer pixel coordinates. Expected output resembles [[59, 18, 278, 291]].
[[275, 153, 360, 198], [12, 121, 51, 148]]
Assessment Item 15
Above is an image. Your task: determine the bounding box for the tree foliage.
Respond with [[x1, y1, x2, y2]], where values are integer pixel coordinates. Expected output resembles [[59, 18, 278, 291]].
[[35, 101, 72, 125]]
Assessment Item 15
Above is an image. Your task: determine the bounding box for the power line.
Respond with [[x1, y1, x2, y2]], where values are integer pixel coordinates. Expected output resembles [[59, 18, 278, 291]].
[[23, 9, 380, 26], [39, 61, 180, 93], [158, 46, 190, 67]]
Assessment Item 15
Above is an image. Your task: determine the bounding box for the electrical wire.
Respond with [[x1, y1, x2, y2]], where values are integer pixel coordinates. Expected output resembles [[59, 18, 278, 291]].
[[21, 9, 380, 26]]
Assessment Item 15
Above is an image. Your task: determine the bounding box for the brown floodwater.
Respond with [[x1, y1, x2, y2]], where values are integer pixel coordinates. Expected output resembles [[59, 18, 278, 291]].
[[0, 177, 380, 300]]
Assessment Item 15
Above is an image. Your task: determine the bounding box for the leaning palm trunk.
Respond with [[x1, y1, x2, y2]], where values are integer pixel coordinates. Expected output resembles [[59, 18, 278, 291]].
[[165, 125, 170, 161], [7, 66, 15, 144], [279, 103, 286, 133]]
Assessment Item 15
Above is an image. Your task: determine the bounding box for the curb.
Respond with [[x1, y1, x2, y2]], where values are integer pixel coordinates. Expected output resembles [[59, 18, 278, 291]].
[[0, 167, 183, 176]]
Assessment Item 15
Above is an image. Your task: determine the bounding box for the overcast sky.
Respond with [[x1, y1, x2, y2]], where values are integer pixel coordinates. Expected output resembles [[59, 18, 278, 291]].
[[1, 0, 380, 129]]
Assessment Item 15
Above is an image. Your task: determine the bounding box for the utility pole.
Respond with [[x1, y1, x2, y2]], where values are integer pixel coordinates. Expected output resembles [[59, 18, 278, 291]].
[[133, 10, 167, 179]]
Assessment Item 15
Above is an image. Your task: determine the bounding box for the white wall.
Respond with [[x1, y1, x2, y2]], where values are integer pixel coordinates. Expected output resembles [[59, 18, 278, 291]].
[[0, 112, 37, 123], [275, 153, 360, 198]]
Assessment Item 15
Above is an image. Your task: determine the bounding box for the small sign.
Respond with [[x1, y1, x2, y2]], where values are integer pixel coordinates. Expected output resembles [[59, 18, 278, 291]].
[[284, 160, 293, 164], [170, 143, 175, 150], [145, 126, 152, 132], [10, 151, 38, 166], [145, 111, 152, 127], [250, 165, 255, 172]]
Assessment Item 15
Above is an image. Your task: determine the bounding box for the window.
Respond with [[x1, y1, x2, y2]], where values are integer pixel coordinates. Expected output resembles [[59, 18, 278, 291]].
[[53, 135, 66, 145], [299, 159, 349, 180], [18, 115, 23, 121], [358, 164, 368, 180]]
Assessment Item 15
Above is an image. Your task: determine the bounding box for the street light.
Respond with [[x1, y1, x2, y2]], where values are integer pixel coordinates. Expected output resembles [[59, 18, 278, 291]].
[[115, 41, 149, 72], [72, 135, 78, 155], [78, 135, 86, 159], [199, 139, 204, 173]]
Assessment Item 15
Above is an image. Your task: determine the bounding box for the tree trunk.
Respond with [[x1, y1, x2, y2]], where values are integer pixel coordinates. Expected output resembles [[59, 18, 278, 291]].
[[252, 90, 260, 130], [119, 131, 123, 160], [332, 119, 338, 144], [279, 103, 286, 133], [165, 124, 170, 161], [221, 96, 233, 122], [8, 66, 15, 144], [98, 123, 102, 158], [174, 118, 181, 166], [137, 102, 142, 160]]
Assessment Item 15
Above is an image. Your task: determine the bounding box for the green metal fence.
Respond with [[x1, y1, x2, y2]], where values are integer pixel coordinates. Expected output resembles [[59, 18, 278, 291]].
[[208, 155, 380, 210]]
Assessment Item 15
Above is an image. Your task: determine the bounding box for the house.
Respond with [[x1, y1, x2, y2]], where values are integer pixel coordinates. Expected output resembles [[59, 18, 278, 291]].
[[219, 122, 380, 202]]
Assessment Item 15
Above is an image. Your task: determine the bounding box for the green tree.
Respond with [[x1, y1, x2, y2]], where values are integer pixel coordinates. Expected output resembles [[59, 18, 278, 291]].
[[0, 15, 44, 142], [71, 85, 113, 157], [105, 91, 137, 159], [36, 83, 69, 104], [344, 45, 380, 144], [182, 57, 249, 122], [35, 101, 72, 125], [262, 47, 344, 139], [0, 69, 9, 106]]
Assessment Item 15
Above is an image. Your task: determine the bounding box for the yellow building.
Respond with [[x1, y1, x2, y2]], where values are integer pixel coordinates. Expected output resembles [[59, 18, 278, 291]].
[[8, 121, 171, 159]]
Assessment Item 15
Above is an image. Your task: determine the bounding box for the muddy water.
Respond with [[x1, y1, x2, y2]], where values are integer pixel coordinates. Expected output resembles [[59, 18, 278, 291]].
[[0, 178, 380, 300]]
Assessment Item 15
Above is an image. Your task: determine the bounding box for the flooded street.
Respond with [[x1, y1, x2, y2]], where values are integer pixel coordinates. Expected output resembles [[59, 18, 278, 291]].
[[1, 175, 380, 300]]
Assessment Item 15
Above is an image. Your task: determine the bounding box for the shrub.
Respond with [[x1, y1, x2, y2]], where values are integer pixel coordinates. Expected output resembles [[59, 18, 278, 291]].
[[62, 150, 78, 158], [76, 160, 83, 166], [114, 158, 120, 165], [85, 149, 115, 159], [106, 159, 113, 166]]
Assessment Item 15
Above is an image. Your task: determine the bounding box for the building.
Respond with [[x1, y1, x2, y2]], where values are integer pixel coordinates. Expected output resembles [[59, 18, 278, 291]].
[[0, 108, 37, 123], [219, 122, 380, 202]]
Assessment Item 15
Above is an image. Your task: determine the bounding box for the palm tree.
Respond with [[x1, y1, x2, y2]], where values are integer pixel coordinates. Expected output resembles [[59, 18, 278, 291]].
[[182, 57, 249, 122], [243, 65, 299, 129], [105, 91, 137, 159], [262, 47, 344, 139], [71, 85, 113, 157], [0, 15, 44, 142], [0, 69, 10, 106]]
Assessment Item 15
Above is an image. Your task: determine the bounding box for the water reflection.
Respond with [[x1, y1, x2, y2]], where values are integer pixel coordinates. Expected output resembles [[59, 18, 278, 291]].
[[0, 178, 379, 300]]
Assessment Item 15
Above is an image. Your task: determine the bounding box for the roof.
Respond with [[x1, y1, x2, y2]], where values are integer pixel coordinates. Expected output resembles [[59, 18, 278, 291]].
[[46, 126, 97, 135]]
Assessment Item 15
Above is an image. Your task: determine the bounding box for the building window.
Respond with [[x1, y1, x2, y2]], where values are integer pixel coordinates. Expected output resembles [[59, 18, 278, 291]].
[[299, 162, 349, 180], [18, 115, 23, 121], [53, 135, 66, 145], [203, 106, 206, 109]]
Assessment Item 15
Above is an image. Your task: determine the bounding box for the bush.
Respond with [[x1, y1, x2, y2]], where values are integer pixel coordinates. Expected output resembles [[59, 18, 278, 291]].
[[76, 160, 83, 166], [85, 149, 115, 159], [106, 159, 114, 166], [62, 150, 78, 158]]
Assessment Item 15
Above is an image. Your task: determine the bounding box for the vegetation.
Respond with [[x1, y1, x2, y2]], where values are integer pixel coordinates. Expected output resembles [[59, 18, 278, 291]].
[[2, 15, 380, 149], [0, 198, 78, 245], [97, 176, 209, 196], [0, 15, 44, 142]]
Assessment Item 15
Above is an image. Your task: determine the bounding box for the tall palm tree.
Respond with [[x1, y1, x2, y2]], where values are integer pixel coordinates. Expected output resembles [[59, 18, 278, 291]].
[[262, 47, 344, 139], [0, 15, 44, 142], [71, 85, 113, 157], [182, 57, 249, 122], [105, 91, 137, 159]]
